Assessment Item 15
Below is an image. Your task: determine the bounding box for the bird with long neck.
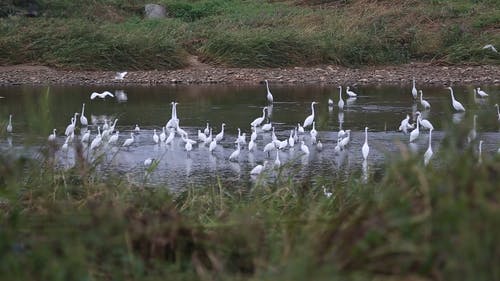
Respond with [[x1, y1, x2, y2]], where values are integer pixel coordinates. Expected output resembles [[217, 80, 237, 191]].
[[412, 78, 417, 99], [80, 103, 88, 126], [302, 101, 317, 128], [446, 87, 465, 112], [362, 127, 369, 160], [338, 86, 344, 110], [424, 129, 433, 166], [265, 80, 273, 104]]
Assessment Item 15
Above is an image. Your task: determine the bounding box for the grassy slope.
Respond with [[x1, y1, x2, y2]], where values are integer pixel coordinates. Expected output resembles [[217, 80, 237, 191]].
[[0, 0, 499, 69]]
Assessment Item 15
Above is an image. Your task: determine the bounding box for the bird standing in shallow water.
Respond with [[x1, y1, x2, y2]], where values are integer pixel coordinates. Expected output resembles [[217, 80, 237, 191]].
[[362, 127, 369, 160], [412, 78, 417, 99], [265, 80, 273, 104], [446, 87, 465, 112], [6, 114, 12, 133], [476, 87, 488, 98], [303, 102, 318, 128], [424, 129, 433, 166]]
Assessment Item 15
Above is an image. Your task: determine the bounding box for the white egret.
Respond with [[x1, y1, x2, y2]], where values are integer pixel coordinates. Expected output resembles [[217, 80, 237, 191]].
[[398, 114, 411, 134], [419, 90, 431, 109], [300, 141, 310, 155], [261, 121, 272, 132], [274, 150, 281, 167], [328, 98, 334, 106], [482, 44, 498, 53], [90, 127, 102, 150], [209, 139, 217, 153], [251, 107, 267, 127], [109, 119, 118, 132], [362, 127, 369, 160], [215, 123, 225, 142], [310, 121, 318, 139], [61, 136, 70, 152], [346, 86, 358, 97], [338, 86, 344, 110], [197, 129, 207, 143], [323, 187, 332, 198], [176, 124, 188, 138], [338, 129, 346, 139], [229, 143, 241, 162], [80, 103, 88, 126], [108, 131, 119, 144], [122, 132, 134, 148], [424, 129, 433, 166], [495, 104, 500, 121], [416, 112, 434, 130], [153, 129, 159, 144], [160, 127, 167, 142], [298, 123, 305, 134], [277, 139, 288, 150], [236, 129, 246, 145], [476, 87, 488, 97], [446, 87, 465, 112], [165, 131, 175, 145], [303, 101, 318, 128], [339, 130, 351, 149], [102, 120, 109, 131], [48, 129, 57, 142], [310, 135, 317, 145], [288, 130, 295, 147], [81, 129, 90, 143], [204, 128, 213, 145], [478, 140, 483, 164], [250, 161, 267, 175], [64, 113, 78, 136], [250, 126, 257, 142], [134, 124, 140, 133], [409, 117, 420, 142], [204, 123, 210, 136], [90, 91, 114, 100], [293, 128, 298, 143], [6, 114, 12, 133], [316, 140, 323, 152], [114, 71, 128, 80], [166, 102, 179, 129], [411, 78, 417, 99], [467, 114, 477, 143], [265, 80, 273, 103], [144, 158, 153, 167], [271, 127, 278, 142], [263, 141, 276, 157], [248, 139, 256, 151], [185, 140, 193, 154]]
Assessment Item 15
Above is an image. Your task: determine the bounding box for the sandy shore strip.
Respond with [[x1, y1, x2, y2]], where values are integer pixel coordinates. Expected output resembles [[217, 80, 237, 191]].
[[0, 63, 499, 86]]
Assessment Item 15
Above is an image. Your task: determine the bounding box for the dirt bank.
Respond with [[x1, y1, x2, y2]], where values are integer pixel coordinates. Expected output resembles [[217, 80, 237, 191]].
[[0, 63, 499, 86]]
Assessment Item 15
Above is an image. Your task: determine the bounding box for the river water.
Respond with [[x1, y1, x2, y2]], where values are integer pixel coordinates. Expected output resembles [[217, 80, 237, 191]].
[[1, 84, 499, 189]]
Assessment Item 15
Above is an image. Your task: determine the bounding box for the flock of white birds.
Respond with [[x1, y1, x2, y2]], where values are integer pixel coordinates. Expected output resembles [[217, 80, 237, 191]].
[[4, 75, 500, 177]]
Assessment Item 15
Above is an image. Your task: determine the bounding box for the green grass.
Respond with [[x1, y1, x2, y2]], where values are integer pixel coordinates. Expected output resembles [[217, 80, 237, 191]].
[[1, 95, 499, 280], [0, 0, 499, 68]]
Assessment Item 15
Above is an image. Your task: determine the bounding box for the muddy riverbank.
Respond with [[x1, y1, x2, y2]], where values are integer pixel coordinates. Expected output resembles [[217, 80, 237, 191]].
[[0, 63, 499, 86]]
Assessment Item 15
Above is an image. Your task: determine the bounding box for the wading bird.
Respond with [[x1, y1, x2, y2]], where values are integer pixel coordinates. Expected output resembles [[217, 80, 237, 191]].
[[446, 87, 465, 112]]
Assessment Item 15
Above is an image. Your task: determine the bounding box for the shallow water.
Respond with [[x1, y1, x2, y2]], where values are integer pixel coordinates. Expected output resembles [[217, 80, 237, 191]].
[[1, 84, 499, 189]]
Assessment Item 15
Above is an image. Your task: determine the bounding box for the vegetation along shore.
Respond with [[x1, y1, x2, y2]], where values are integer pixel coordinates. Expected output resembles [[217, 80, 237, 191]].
[[1, 0, 499, 72]]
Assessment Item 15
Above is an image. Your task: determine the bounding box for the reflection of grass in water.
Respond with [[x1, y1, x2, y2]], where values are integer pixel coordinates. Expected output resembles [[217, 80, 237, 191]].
[[1, 100, 500, 280]]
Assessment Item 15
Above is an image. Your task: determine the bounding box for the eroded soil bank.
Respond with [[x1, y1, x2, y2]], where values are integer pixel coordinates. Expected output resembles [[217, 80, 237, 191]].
[[0, 63, 499, 86]]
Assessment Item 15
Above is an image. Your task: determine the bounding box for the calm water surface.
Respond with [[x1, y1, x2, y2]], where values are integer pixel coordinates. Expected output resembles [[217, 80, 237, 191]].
[[1, 84, 499, 189]]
